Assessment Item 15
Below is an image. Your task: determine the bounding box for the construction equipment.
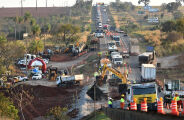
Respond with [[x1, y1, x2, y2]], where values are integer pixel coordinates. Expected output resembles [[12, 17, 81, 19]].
[[56, 74, 84, 86], [49, 67, 58, 81], [126, 82, 158, 111], [97, 64, 128, 86]]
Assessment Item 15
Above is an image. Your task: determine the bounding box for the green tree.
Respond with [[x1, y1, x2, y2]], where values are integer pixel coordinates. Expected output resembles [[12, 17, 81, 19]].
[[138, 0, 150, 6], [55, 24, 80, 47], [176, 18, 184, 35], [47, 106, 70, 120], [32, 24, 41, 37], [0, 93, 19, 120], [166, 2, 181, 13], [29, 40, 44, 54], [161, 20, 176, 32], [24, 12, 32, 33], [17, 16, 24, 40], [30, 18, 36, 26], [173, 11, 183, 19]]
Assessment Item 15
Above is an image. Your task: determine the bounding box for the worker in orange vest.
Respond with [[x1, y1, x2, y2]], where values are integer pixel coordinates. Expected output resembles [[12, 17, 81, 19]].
[[120, 94, 125, 109]]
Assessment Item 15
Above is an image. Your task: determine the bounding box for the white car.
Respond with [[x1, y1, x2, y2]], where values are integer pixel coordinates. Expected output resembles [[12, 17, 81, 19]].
[[43, 59, 49, 64], [32, 74, 42, 80]]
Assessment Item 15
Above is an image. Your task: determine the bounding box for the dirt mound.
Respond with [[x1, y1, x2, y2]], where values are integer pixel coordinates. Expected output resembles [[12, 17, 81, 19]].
[[50, 54, 74, 62], [5, 85, 80, 119]]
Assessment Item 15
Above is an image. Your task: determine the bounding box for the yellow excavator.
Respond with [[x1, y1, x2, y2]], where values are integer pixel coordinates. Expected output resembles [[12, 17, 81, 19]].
[[97, 63, 129, 86]]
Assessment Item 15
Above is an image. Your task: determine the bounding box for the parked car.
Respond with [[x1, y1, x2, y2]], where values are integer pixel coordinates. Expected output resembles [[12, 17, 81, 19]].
[[43, 59, 49, 64], [13, 76, 28, 83], [32, 74, 42, 80]]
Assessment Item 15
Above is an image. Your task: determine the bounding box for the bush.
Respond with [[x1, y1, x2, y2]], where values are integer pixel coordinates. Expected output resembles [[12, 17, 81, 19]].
[[0, 93, 19, 120], [166, 31, 183, 42]]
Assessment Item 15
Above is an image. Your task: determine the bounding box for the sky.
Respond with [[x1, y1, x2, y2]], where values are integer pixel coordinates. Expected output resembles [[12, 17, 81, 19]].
[[0, 0, 177, 8]]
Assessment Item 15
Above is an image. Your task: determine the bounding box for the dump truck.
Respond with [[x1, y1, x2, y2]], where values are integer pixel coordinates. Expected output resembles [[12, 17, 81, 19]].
[[56, 74, 84, 86], [126, 82, 158, 111]]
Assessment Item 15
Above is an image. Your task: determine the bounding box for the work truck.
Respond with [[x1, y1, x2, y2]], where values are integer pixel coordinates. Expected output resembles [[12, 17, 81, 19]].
[[56, 74, 84, 86], [126, 82, 158, 110]]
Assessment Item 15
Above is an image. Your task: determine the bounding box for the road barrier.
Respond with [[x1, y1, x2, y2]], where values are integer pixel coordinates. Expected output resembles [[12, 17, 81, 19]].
[[102, 108, 184, 120]]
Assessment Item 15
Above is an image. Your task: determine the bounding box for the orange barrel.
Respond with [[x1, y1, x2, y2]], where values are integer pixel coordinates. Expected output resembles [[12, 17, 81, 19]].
[[157, 98, 165, 114], [171, 100, 179, 116], [130, 102, 137, 111]]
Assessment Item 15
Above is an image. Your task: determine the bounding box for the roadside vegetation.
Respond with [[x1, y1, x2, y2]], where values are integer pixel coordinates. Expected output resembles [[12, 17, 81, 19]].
[[110, 0, 184, 56]]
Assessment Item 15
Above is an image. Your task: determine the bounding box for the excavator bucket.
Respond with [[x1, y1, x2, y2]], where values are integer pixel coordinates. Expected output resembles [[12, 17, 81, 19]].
[[96, 75, 107, 86], [87, 84, 107, 101]]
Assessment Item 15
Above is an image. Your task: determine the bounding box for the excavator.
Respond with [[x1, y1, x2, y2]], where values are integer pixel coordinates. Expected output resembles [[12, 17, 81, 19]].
[[87, 64, 129, 101], [97, 63, 129, 86]]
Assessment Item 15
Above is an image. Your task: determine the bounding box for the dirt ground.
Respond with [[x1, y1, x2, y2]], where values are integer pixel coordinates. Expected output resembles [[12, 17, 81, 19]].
[[4, 85, 81, 120], [50, 54, 75, 62]]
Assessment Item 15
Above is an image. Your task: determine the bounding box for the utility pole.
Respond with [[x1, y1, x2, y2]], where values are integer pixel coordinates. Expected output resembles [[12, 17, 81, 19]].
[[21, 0, 23, 16], [94, 81, 96, 120], [36, 0, 37, 11], [46, 0, 47, 7]]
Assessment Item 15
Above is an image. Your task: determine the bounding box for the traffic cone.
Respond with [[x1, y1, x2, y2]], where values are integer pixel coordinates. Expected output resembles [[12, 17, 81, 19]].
[[171, 98, 179, 116], [141, 98, 148, 112], [157, 97, 165, 114]]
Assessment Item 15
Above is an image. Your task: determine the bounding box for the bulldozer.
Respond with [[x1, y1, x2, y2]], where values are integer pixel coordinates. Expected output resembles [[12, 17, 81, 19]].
[[49, 67, 58, 81]]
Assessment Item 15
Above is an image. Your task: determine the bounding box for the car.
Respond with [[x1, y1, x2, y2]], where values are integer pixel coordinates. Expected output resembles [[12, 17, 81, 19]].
[[43, 59, 49, 64], [32, 74, 42, 80], [13, 76, 28, 83]]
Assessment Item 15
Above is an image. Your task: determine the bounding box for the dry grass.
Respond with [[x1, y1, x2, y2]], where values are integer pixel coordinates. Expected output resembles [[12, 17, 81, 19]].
[[79, 31, 90, 43]]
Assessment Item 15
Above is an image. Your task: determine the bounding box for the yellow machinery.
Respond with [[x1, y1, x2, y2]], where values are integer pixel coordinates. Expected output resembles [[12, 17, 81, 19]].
[[97, 64, 129, 86], [49, 67, 58, 81]]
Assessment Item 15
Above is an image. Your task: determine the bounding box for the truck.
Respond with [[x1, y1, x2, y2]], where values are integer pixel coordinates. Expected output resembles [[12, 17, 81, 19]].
[[56, 74, 84, 86], [126, 82, 158, 110], [122, 50, 130, 58], [108, 41, 118, 54], [138, 51, 156, 67], [112, 36, 120, 47], [141, 64, 156, 82], [112, 54, 123, 66]]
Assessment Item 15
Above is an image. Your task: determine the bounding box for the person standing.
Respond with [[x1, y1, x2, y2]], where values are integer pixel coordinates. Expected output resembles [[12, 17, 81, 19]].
[[120, 94, 125, 109], [108, 98, 113, 108]]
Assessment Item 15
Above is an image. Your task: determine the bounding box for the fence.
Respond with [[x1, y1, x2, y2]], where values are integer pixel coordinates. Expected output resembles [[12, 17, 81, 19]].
[[102, 108, 184, 120]]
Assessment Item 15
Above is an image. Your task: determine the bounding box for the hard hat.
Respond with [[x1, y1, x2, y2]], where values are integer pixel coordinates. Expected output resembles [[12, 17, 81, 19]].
[[121, 94, 124, 97], [175, 92, 178, 95]]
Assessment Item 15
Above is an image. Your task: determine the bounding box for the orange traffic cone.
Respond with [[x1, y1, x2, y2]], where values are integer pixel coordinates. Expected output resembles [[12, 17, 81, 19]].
[[141, 98, 148, 112], [157, 97, 165, 114], [171, 98, 179, 116]]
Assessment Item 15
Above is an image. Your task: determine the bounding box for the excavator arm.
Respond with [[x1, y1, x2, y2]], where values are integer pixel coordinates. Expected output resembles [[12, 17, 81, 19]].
[[100, 64, 127, 84]]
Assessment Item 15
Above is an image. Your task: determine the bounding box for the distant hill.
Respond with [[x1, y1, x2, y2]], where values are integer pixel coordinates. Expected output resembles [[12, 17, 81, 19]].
[[0, 7, 69, 18]]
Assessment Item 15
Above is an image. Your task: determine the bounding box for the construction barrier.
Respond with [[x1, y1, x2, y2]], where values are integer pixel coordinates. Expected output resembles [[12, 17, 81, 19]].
[[130, 102, 137, 111], [171, 100, 179, 116], [102, 108, 184, 120], [141, 98, 148, 112], [157, 97, 165, 114]]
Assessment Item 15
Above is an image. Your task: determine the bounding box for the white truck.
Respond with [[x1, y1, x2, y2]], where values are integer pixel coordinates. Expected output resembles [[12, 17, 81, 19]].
[[113, 36, 120, 47], [141, 64, 156, 82], [112, 54, 123, 66], [108, 41, 118, 53], [56, 74, 84, 86]]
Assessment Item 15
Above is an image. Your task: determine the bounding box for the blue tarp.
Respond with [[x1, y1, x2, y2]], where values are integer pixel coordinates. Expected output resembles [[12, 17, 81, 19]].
[[146, 46, 154, 52], [33, 68, 39, 73]]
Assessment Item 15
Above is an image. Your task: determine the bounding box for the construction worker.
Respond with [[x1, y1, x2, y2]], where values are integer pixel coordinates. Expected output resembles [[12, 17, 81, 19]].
[[108, 98, 113, 108], [173, 93, 180, 101], [120, 94, 125, 109]]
